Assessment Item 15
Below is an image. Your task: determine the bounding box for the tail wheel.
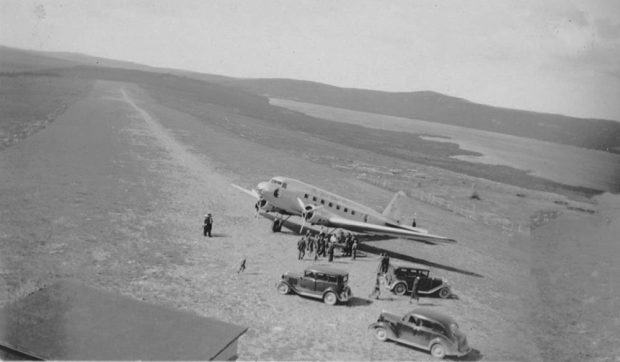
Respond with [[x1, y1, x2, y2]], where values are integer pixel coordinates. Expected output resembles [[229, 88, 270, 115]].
[[323, 292, 337, 305], [393, 283, 407, 296], [277, 282, 290, 295], [374, 327, 388, 342], [430, 343, 446, 359], [438, 287, 451, 299]]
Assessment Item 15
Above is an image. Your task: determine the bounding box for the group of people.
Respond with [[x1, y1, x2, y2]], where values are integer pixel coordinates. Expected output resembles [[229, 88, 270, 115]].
[[297, 231, 359, 262]]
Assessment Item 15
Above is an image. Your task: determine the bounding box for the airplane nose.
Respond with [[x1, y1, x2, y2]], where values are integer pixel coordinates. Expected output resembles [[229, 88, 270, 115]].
[[256, 181, 269, 195]]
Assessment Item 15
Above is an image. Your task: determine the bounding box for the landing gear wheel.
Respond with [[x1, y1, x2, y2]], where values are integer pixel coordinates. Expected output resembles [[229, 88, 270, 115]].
[[393, 283, 407, 296], [438, 287, 451, 299], [430, 343, 446, 359], [374, 327, 388, 342], [323, 292, 337, 305], [272, 220, 282, 232], [276, 282, 290, 295]]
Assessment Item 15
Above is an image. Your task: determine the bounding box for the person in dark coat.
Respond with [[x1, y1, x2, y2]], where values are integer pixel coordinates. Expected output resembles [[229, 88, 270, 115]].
[[297, 236, 306, 260], [351, 237, 359, 260], [409, 275, 421, 304], [203, 213, 213, 237], [327, 241, 335, 262]]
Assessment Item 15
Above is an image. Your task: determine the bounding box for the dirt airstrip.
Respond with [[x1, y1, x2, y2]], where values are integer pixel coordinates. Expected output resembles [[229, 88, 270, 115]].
[[1, 80, 617, 361]]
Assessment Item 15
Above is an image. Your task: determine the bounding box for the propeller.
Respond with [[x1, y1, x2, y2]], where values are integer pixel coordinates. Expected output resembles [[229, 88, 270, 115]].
[[296, 197, 323, 234]]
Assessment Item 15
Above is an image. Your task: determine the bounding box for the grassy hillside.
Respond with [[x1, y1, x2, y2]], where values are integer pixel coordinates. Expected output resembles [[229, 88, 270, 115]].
[[223, 78, 620, 154], [0, 46, 604, 197]]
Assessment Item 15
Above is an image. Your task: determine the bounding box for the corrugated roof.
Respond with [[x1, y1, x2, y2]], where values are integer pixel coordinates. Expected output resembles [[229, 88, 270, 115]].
[[0, 280, 247, 360]]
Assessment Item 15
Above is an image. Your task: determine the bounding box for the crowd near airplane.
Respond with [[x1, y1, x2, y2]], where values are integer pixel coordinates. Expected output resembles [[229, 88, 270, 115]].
[[232, 176, 456, 244]]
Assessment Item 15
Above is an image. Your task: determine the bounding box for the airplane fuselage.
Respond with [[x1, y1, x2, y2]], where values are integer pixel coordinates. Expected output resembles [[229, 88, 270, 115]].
[[258, 176, 397, 228]]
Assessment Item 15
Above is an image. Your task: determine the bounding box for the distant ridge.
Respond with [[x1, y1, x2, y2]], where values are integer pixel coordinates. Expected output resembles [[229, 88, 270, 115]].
[[2, 45, 618, 154], [223, 78, 620, 154]]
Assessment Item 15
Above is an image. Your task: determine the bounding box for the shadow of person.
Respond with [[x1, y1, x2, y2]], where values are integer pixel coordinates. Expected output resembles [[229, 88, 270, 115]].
[[208, 233, 229, 238], [346, 297, 374, 307]]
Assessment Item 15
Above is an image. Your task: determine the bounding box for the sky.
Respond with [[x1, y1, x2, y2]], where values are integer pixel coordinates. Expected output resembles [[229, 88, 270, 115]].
[[1, 0, 620, 121]]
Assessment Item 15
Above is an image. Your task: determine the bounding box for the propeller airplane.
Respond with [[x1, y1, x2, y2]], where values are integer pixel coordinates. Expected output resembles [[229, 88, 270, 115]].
[[232, 176, 455, 244]]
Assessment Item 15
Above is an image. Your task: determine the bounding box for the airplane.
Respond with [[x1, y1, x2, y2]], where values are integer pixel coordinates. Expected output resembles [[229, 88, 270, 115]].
[[232, 176, 456, 244]]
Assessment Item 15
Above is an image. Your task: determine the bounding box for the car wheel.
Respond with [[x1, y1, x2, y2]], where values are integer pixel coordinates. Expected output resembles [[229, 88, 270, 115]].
[[323, 292, 337, 305], [277, 282, 290, 295], [430, 343, 446, 359], [393, 283, 407, 296], [373, 327, 388, 342], [438, 287, 450, 299]]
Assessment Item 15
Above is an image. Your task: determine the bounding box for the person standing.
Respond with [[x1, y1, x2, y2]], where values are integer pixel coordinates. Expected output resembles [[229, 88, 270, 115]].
[[203, 213, 213, 237], [237, 258, 246, 273], [297, 236, 306, 260], [351, 237, 359, 260], [409, 275, 421, 304], [369, 273, 381, 300], [327, 241, 335, 262]]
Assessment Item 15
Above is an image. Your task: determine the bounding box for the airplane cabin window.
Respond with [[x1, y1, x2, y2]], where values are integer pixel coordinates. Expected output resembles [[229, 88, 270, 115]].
[[328, 202, 333, 207], [336, 205, 340, 210], [312, 196, 317, 201], [344, 208, 348, 212], [351, 210, 355, 215], [304, 193, 309, 198], [320, 200, 325, 204]]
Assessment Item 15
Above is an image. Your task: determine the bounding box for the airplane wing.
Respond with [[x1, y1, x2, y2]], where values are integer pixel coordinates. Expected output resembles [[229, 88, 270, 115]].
[[325, 216, 456, 244], [231, 184, 260, 199]]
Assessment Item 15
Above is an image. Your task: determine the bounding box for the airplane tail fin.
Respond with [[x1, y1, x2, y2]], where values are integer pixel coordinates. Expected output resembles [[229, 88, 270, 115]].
[[382, 191, 408, 222]]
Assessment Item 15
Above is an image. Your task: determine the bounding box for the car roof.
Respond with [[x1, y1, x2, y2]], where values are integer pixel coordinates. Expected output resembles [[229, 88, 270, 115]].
[[305, 265, 348, 276], [410, 308, 456, 328], [395, 266, 429, 272]]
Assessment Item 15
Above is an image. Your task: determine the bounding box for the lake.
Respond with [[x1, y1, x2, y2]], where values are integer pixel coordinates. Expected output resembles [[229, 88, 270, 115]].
[[270, 98, 620, 193]]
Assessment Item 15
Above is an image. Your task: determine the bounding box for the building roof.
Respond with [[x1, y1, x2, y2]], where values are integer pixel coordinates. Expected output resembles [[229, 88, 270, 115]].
[[0, 280, 247, 360]]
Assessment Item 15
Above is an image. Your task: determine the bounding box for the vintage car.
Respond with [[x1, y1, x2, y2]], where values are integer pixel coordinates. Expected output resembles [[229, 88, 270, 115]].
[[368, 308, 471, 359], [386, 266, 451, 298], [276, 265, 352, 305]]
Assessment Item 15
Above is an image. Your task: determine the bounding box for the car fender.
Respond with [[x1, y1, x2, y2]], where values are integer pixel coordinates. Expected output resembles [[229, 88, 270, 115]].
[[368, 322, 397, 339], [276, 279, 298, 294], [423, 283, 449, 294], [321, 287, 339, 298], [427, 336, 455, 354]]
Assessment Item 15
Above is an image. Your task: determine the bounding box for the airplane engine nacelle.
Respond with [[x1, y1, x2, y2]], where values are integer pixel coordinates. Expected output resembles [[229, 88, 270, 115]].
[[256, 199, 278, 213], [303, 208, 330, 226]]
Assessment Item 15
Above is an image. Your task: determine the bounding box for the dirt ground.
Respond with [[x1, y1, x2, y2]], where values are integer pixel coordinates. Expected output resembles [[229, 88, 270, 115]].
[[1, 80, 617, 361]]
